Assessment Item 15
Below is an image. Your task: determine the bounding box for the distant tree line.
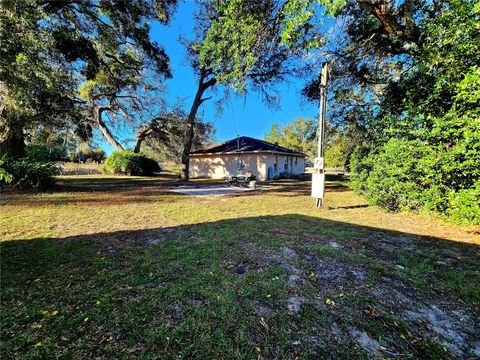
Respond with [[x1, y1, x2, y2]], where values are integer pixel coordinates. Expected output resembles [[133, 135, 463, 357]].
[[264, 118, 352, 169]]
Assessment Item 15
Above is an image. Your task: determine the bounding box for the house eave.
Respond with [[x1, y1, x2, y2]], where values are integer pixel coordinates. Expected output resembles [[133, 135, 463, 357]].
[[190, 150, 306, 157]]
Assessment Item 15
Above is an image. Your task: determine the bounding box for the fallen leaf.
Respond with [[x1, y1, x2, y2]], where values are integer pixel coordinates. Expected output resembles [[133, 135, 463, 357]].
[[34, 342, 43, 347], [325, 298, 335, 305], [51, 310, 59, 316], [260, 317, 269, 331], [84, 317, 89, 322]]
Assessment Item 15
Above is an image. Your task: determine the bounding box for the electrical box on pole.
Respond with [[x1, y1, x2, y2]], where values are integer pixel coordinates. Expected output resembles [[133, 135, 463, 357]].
[[311, 62, 329, 208]]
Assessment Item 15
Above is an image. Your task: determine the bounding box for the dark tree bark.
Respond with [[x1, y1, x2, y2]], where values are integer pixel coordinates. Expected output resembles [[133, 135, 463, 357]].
[[181, 67, 216, 180], [356, 0, 420, 47], [95, 106, 124, 152], [0, 118, 26, 158]]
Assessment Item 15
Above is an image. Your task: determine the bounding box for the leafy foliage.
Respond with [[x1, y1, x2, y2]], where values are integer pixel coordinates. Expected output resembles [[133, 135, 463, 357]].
[[264, 118, 352, 168], [0, 156, 59, 190], [198, 0, 321, 95], [323, 130, 352, 169], [1, 0, 176, 157], [348, 0, 480, 224], [253, 0, 480, 223], [140, 111, 215, 167], [25, 145, 68, 163], [71, 147, 106, 164], [264, 119, 317, 160], [103, 151, 160, 176], [351, 112, 480, 224], [0, 0, 81, 157]]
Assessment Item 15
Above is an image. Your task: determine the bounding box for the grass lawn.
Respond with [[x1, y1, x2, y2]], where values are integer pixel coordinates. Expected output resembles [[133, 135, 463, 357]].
[[1, 175, 479, 359]]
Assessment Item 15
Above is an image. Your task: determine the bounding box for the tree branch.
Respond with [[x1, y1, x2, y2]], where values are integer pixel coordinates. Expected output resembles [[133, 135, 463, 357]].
[[95, 107, 124, 151]]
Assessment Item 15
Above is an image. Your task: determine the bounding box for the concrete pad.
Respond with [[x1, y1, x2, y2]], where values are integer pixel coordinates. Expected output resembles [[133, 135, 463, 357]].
[[170, 185, 256, 196]]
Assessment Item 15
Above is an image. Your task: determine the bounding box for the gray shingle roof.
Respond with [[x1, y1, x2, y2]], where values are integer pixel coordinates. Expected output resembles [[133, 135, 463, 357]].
[[190, 136, 305, 156]]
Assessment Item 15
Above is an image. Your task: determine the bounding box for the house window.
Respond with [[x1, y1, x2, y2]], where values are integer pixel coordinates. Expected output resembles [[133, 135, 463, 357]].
[[273, 161, 277, 172], [236, 159, 243, 170], [295, 157, 298, 166], [284, 157, 288, 171]]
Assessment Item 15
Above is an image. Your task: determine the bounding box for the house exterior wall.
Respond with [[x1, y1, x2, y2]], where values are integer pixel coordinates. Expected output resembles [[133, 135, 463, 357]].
[[264, 154, 305, 177], [189, 153, 305, 181]]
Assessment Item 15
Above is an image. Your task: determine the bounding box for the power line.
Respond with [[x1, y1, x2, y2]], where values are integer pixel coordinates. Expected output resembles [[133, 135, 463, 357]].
[[228, 90, 239, 139]]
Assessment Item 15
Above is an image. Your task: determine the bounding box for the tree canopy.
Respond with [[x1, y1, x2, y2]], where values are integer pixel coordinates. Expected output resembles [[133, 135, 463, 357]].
[[207, 0, 479, 223], [0, 0, 176, 157]]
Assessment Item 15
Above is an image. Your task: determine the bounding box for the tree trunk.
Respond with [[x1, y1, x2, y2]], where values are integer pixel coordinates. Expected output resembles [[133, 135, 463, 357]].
[[95, 107, 124, 152], [134, 126, 153, 153], [181, 69, 216, 180], [134, 136, 144, 153], [0, 118, 26, 158]]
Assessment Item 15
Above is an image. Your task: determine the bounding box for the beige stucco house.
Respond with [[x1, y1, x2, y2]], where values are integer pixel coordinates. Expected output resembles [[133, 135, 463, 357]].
[[189, 136, 305, 181]]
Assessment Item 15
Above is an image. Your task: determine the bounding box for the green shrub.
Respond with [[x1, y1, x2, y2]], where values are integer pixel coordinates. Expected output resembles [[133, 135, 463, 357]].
[[350, 135, 480, 224], [103, 151, 160, 176], [71, 147, 106, 163], [351, 139, 433, 211], [0, 156, 60, 190], [25, 144, 68, 162], [447, 182, 480, 224], [0, 159, 14, 184]]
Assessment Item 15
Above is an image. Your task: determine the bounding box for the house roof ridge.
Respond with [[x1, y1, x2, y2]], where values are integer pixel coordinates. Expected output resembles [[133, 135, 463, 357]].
[[190, 136, 305, 156]]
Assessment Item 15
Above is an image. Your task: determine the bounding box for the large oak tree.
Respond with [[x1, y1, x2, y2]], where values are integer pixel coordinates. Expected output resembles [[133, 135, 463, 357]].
[[0, 0, 176, 158]]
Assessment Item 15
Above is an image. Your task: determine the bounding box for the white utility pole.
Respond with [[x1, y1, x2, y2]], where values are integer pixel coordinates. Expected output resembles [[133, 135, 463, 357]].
[[311, 62, 329, 208]]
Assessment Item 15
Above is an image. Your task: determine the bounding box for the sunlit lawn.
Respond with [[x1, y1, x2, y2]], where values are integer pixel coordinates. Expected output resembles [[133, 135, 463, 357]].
[[1, 175, 479, 359]]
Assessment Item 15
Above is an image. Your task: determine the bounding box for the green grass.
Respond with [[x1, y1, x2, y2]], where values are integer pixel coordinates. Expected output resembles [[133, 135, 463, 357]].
[[1, 175, 479, 359]]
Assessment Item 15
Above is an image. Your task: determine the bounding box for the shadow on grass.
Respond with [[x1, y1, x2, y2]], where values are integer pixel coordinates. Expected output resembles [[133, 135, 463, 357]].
[[2, 214, 478, 278], [329, 204, 369, 210], [53, 175, 182, 193], [1, 214, 479, 359]]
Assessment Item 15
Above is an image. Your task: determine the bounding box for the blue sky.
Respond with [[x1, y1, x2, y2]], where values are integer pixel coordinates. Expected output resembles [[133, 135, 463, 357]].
[[99, 1, 320, 154]]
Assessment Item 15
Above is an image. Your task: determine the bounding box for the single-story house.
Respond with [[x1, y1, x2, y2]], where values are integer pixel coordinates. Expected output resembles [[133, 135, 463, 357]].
[[189, 136, 305, 181]]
